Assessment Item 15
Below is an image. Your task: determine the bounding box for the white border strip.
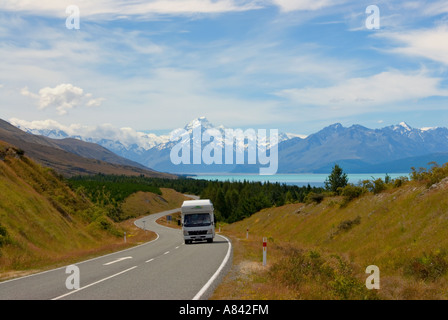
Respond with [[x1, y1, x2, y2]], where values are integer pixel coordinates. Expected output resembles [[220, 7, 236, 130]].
[[192, 235, 232, 300]]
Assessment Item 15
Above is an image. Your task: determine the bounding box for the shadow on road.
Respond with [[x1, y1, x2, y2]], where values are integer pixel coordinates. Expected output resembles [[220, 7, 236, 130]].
[[186, 239, 228, 245]]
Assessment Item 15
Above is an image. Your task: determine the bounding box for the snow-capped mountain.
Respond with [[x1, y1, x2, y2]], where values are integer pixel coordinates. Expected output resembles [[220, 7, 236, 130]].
[[277, 122, 448, 173], [10, 118, 170, 164], [10, 118, 448, 174], [24, 128, 69, 140], [11, 117, 293, 173], [153, 116, 290, 150]]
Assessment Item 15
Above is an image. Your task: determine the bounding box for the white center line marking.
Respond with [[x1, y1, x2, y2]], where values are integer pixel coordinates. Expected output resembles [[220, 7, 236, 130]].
[[164, 251, 170, 255], [103, 256, 132, 266], [52, 266, 138, 300], [145, 258, 154, 263]]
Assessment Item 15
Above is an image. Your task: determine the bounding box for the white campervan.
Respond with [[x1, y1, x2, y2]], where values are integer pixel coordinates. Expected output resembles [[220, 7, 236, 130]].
[[181, 199, 215, 244]]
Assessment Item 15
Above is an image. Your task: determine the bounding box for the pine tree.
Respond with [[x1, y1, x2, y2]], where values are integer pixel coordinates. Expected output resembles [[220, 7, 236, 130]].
[[325, 164, 348, 194], [214, 189, 228, 220], [285, 190, 294, 204]]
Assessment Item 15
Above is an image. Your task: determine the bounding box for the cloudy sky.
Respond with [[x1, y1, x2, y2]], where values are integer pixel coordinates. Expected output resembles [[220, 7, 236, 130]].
[[1, 0, 448, 136]]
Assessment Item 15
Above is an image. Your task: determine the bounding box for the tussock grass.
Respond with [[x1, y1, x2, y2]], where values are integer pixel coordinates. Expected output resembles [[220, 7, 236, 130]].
[[121, 188, 189, 219], [0, 149, 186, 280], [213, 180, 448, 300]]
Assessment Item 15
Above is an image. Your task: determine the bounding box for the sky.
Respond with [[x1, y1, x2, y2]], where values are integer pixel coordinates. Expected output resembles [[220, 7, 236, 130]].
[[1, 0, 448, 137]]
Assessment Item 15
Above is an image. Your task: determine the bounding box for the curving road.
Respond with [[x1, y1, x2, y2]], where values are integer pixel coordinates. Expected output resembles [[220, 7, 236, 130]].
[[0, 206, 232, 300]]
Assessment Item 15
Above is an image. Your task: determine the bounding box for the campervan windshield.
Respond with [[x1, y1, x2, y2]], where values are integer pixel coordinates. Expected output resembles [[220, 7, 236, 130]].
[[183, 213, 211, 227]]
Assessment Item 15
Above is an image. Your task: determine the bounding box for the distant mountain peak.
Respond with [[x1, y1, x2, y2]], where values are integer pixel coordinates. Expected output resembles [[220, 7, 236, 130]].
[[184, 116, 214, 131], [320, 123, 344, 133], [329, 123, 343, 128], [398, 121, 412, 131]]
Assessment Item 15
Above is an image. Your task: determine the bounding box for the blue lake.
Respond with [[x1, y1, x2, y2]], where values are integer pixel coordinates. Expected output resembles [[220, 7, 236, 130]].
[[190, 173, 409, 187]]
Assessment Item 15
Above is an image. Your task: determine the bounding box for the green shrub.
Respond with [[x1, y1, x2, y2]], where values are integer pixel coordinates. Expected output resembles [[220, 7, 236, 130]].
[[0, 223, 11, 247], [338, 216, 361, 232], [13, 148, 25, 157], [340, 184, 366, 205], [269, 248, 377, 300], [410, 162, 448, 187], [305, 192, 325, 204], [90, 215, 122, 237], [361, 178, 386, 194], [392, 176, 409, 188], [372, 178, 386, 194], [330, 257, 371, 299], [269, 248, 333, 288], [404, 250, 448, 282]]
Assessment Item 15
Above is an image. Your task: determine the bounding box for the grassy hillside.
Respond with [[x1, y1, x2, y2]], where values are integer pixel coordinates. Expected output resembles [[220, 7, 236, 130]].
[[122, 188, 189, 218], [0, 141, 186, 280], [213, 177, 448, 300]]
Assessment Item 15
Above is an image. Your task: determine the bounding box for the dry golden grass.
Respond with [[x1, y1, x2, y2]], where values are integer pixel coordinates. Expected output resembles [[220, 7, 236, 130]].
[[156, 211, 182, 229], [0, 152, 187, 281], [212, 181, 448, 300], [121, 188, 189, 218]]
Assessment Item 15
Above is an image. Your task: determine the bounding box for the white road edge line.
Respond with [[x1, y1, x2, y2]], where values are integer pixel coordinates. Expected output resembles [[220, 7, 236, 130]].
[[192, 235, 232, 300], [51, 266, 138, 300]]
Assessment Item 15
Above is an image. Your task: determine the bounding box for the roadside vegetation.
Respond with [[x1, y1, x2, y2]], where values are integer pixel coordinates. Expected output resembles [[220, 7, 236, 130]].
[[0, 146, 185, 279], [69, 174, 324, 224], [68, 175, 162, 222], [212, 162, 448, 300]]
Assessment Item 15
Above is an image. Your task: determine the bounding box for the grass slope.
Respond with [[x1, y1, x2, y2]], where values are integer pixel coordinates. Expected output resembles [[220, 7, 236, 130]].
[[0, 142, 187, 280], [214, 180, 448, 300], [122, 188, 189, 218]]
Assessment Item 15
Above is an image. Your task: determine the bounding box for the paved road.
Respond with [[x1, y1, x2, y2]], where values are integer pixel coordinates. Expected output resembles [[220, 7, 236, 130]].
[[0, 207, 232, 300]]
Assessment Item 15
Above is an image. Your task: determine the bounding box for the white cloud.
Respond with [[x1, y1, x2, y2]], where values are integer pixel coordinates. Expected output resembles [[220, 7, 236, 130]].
[[21, 84, 105, 115], [0, 0, 263, 19], [423, 1, 448, 16], [377, 25, 448, 66], [20, 87, 40, 100], [276, 70, 448, 108], [10, 118, 72, 133], [270, 0, 335, 12], [0, 0, 348, 18], [85, 96, 106, 108]]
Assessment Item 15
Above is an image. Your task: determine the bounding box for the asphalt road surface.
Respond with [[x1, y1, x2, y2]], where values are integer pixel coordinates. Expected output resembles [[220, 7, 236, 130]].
[[0, 207, 232, 300]]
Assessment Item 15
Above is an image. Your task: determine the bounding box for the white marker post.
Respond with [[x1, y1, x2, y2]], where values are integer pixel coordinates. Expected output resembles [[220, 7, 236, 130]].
[[262, 237, 267, 266], [246, 228, 249, 239], [124, 232, 126, 243]]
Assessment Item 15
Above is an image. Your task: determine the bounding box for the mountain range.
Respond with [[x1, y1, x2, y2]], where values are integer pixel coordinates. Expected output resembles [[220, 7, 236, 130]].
[[10, 117, 448, 174], [278, 122, 448, 173], [0, 118, 176, 178]]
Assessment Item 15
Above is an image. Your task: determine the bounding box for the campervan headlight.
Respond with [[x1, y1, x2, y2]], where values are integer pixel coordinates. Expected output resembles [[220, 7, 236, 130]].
[[207, 229, 213, 234], [183, 229, 189, 236]]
